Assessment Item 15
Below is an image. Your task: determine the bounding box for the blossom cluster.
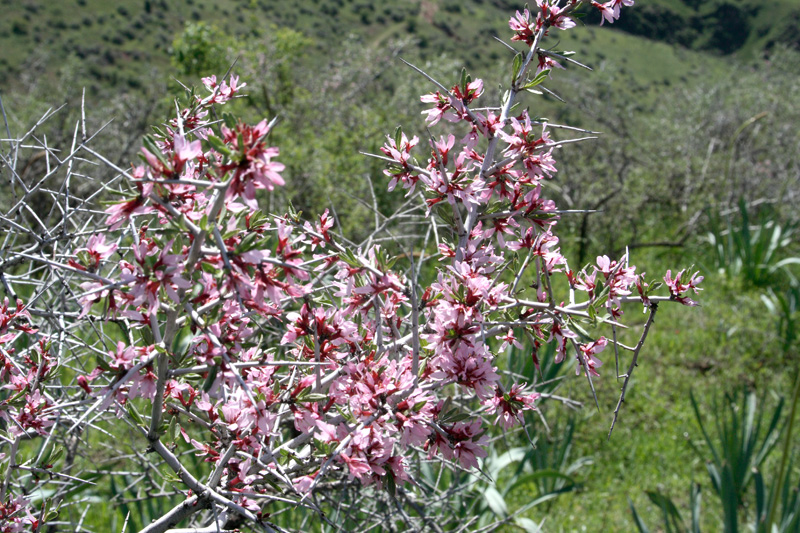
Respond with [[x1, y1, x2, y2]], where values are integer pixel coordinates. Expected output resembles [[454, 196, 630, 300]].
[[0, 1, 703, 530], [0, 300, 51, 530]]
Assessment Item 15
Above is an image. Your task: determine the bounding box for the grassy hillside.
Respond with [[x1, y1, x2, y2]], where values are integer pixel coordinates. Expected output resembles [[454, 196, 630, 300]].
[[1, 0, 798, 99]]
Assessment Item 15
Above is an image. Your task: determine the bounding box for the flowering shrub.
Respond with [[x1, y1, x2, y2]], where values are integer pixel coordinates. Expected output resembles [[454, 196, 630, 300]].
[[0, 1, 702, 531]]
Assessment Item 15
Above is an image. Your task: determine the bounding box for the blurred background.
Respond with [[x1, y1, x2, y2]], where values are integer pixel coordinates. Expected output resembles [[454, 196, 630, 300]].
[[1, 0, 799, 530]]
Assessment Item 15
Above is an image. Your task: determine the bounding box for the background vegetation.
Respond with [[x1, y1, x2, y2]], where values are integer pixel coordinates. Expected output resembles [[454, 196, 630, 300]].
[[1, 0, 799, 531]]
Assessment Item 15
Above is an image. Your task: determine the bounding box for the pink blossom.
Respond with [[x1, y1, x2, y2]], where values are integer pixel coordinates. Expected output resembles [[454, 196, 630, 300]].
[[578, 337, 607, 377], [485, 384, 540, 430], [173, 133, 202, 165], [221, 119, 286, 209], [109, 341, 137, 371], [429, 418, 489, 469], [550, 320, 577, 364], [664, 269, 704, 306], [497, 328, 523, 353], [70, 234, 117, 272], [592, 0, 634, 25], [293, 472, 318, 494], [104, 181, 154, 229], [3, 390, 54, 437], [201, 74, 247, 105], [0, 495, 37, 532]]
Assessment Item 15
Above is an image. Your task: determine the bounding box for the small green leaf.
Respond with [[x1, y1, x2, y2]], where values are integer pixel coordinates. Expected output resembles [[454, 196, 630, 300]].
[[207, 135, 233, 157], [296, 393, 328, 403], [76, 250, 92, 267], [202, 365, 218, 392], [386, 470, 397, 499], [126, 403, 144, 426], [248, 209, 267, 230], [512, 53, 523, 84], [49, 446, 64, 465], [169, 416, 179, 443], [96, 356, 112, 372], [142, 135, 168, 166], [522, 69, 550, 89], [222, 112, 237, 129], [447, 412, 471, 423], [200, 261, 218, 274], [170, 324, 194, 359], [628, 496, 651, 533]]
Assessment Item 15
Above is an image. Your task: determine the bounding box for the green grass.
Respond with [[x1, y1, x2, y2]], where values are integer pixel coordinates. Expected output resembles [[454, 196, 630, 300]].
[[501, 252, 797, 532]]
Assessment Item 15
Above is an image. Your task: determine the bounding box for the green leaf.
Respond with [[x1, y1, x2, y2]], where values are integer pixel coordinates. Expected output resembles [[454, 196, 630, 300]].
[[647, 281, 663, 294], [222, 112, 237, 129], [96, 356, 112, 372], [126, 403, 144, 426], [412, 400, 427, 412], [202, 365, 218, 392], [484, 486, 508, 517], [168, 416, 179, 444], [515, 518, 543, 533], [646, 490, 686, 532], [142, 135, 168, 167], [206, 134, 233, 157], [587, 303, 597, 323], [393, 126, 403, 148], [446, 412, 471, 423], [200, 261, 218, 274], [49, 446, 64, 465], [237, 231, 260, 253], [522, 69, 550, 89], [508, 470, 577, 495], [440, 396, 452, 417], [690, 483, 702, 533], [385, 470, 397, 500], [170, 324, 194, 360], [628, 497, 651, 533], [248, 209, 267, 230], [512, 53, 523, 84], [76, 250, 92, 267], [296, 393, 328, 403]]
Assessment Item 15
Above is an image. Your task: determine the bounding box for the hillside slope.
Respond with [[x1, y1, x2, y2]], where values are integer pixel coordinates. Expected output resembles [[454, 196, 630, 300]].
[[1, 0, 797, 98]]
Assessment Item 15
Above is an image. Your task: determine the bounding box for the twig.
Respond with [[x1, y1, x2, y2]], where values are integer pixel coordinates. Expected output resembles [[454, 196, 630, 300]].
[[608, 303, 658, 439]]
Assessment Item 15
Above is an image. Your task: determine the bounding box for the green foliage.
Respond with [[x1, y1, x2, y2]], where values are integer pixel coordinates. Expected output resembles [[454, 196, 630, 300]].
[[630, 388, 797, 533], [761, 285, 800, 352], [629, 483, 702, 533], [171, 21, 239, 77], [591, 0, 800, 58], [703, 198, 800, 354], [446, 417, 590, 532], [752, 460, 800, 533], [690, 389, 784, 517], [705, 200, 799, 289]]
